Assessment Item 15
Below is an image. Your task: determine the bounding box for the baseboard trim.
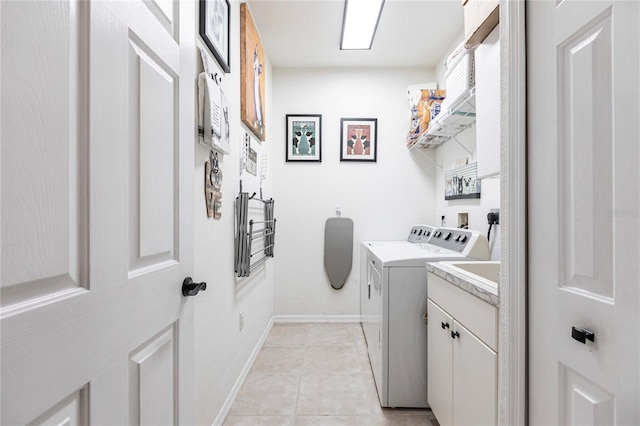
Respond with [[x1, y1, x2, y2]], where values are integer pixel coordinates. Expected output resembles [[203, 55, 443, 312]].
[[273, 314, 361, 324], [213, 317, 274, 426]]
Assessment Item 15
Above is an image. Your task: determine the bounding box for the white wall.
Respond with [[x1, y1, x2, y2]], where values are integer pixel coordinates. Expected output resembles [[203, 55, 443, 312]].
[[272, 68, 438, 316], [193, 2, 276, 424], [434, 35, 501, 260]]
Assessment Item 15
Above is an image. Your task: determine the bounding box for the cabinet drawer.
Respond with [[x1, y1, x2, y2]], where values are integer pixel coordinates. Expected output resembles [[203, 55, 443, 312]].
[[428, 272, 497, 351]]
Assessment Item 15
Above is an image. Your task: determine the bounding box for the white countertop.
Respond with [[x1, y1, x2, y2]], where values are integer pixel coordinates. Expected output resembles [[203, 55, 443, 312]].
[[426, 261, 499, 307]]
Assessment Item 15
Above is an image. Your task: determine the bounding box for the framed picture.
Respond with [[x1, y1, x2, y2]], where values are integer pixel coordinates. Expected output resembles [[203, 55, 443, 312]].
[[240, 3, 266, 141], [199, 0, 230, 73], [286, 114, 322, 162], [340, 118, 378, 162]]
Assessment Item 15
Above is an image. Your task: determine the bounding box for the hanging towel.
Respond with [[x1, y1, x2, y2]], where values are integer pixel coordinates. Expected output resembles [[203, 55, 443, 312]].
[[198, 72, 222, 149]]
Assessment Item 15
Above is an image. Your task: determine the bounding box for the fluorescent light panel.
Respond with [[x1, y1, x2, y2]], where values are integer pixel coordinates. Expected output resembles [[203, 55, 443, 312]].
[[340, 0, 385, 50]]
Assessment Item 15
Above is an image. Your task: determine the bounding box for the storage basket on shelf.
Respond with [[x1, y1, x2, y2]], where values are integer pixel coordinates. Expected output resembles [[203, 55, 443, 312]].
[[406, 88, 446, 147], [442, 47, 475, 111]]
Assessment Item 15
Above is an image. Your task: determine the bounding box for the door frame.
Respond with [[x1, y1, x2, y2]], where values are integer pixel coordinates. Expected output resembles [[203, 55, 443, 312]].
[[498, 0, 527, 424]]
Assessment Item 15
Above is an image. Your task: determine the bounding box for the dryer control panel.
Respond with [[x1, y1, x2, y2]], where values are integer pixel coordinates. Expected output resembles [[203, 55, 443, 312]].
[[407, 225, 435, 243], [429, 227, 490, 260]]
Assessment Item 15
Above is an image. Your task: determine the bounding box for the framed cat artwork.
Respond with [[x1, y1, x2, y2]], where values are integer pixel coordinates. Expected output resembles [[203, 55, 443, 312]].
[[340, 118, 377, 162], [240, 3, 266, 141], [285, 114, 322, 162]]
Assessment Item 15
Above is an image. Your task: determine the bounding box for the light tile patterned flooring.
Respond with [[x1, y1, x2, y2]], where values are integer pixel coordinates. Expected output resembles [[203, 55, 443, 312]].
[[224, 323, 439, 426]]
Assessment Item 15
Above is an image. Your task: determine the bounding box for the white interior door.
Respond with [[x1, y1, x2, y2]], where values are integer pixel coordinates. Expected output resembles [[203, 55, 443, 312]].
[[1, 1, 196, 424], [528, 1, 639, 424]]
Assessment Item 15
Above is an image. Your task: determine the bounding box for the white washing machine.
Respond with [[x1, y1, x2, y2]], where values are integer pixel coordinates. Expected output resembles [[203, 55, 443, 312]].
[[360, 225, 489, 408]]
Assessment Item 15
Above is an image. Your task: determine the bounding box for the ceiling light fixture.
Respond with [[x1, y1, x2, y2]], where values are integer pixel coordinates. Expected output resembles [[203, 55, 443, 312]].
[[340, 0, 385, 50]]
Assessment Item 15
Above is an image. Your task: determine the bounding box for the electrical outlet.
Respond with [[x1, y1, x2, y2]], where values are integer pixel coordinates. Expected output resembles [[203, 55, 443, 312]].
[[487, 208, 500, 225], [239, 311, 245, 331], [458, 212, 469, 228]]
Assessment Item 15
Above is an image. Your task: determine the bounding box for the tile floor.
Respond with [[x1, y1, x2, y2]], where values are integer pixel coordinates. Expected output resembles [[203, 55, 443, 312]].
[[224, 323, 439, 426]]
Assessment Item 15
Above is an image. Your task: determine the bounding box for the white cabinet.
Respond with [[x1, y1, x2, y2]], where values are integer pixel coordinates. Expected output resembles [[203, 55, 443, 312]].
[[427, 300, 454, 426], [475, 25, 501, 178], [452, 321, 497, 426], [427, 273, 498, 426]]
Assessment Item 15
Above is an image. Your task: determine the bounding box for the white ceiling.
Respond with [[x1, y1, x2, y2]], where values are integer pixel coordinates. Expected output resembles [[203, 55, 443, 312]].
[[247, 0, 465, 69]]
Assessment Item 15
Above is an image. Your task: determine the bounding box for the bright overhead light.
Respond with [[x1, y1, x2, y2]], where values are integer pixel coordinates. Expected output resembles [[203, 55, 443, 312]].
[[340, 0, 385, 50]]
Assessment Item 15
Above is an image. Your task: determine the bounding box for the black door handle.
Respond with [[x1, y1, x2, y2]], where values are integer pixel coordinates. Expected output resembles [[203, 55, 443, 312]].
[[451, 330, 460, 339], [182, 277, 207, 296], [571, 326, 595, 344], [441, 322, 450, 330]]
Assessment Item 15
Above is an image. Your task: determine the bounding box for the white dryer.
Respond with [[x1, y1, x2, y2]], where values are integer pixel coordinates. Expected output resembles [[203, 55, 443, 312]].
[[360, 225, 489, 408]]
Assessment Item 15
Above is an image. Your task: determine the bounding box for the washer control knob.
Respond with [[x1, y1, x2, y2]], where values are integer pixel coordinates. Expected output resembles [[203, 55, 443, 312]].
[[444, 232, 452, 240], [460, 235, 468, 243]]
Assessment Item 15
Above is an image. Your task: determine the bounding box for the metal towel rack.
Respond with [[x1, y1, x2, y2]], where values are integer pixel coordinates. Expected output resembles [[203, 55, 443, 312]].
[[234, 183, 276, 277]]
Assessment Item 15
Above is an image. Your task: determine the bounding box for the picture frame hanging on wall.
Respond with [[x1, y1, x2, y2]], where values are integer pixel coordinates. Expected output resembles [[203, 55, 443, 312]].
[[340, 118, 377, 162], [285, 114, 322, 162], [240, 3, 266, 141], [199, 0, 231, 73]]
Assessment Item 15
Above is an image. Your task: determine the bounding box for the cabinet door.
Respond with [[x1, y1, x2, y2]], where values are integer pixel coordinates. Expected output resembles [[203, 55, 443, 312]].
[[427, 299, 454, 426], [452, 321, 497, 426]]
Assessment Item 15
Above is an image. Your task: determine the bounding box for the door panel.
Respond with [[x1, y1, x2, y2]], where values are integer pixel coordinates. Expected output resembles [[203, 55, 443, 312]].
[[129, 325, 177, 425], [528, 0, 639, 424], [559, 363, 615, 426], [1, 1, 195, 424], [0, 0, 88, 307], [27, 388, 89, 426], [557, 7, 613, 299], [128, 32, 178, 272]]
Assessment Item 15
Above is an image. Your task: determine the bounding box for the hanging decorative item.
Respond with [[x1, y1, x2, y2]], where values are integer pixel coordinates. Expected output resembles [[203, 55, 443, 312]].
[[444, 162, 481, 200], [197, 48, 231, 155], [247, 145, 258, 176], [239, 131, 258, 176], [340, 117, 378, 162], [240, 132, 249, 174], [205, 151, 223, 219], [199, 0, 231, 73]]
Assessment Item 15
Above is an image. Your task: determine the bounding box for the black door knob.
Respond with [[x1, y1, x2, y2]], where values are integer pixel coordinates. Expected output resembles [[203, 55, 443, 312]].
[[182, 277, 207, 296], [571, 326, 595, 344]]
